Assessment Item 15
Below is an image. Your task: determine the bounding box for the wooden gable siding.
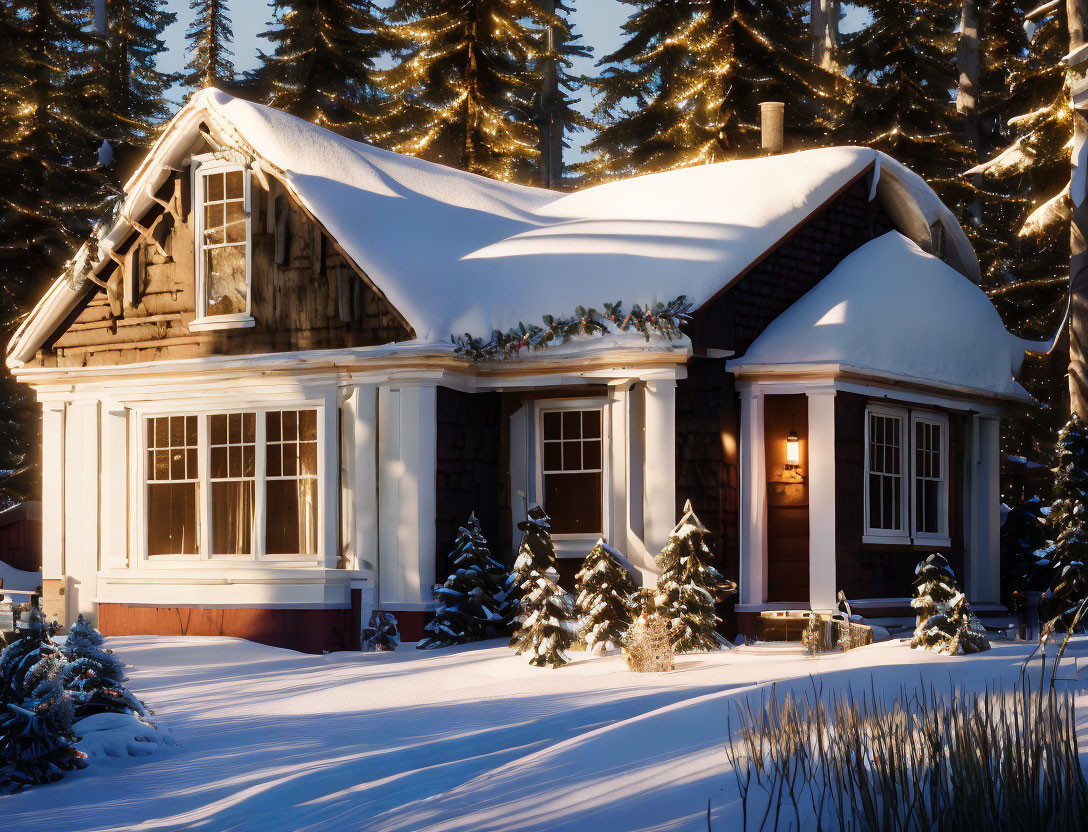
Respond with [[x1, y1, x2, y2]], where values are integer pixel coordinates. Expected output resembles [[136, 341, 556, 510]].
[[33, 168, 412, 369], [675, 176, 896, 625]]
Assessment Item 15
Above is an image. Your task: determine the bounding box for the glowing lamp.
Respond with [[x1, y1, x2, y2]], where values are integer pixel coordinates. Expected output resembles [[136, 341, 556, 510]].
[[785, 430, 800, 469]]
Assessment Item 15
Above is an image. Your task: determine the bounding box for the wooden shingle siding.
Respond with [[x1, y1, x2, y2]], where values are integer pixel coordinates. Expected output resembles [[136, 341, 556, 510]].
[[34, 170, 411, 368]]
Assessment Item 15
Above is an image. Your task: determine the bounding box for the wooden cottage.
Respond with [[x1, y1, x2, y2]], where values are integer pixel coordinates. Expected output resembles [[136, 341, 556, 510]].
[[5, 90, 1037, 650]]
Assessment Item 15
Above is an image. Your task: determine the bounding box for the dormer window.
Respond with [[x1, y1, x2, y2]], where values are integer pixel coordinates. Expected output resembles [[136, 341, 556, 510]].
[[190, 156, 255, 331]]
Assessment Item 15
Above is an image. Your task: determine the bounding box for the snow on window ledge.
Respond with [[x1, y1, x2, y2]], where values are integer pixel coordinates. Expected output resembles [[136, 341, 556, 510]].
[[188, 314, 256, 332], [861, 534, 913, 547]]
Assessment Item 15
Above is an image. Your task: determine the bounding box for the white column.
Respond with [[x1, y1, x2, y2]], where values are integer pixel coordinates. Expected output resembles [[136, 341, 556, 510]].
[[508, 403, 529, 556], [738, 386, 767, 605], [41, 403, 65, 583], [343, 385, 379, 573], [643, 379, 677, 560], [966, 414, 1001, 604], [608, 386, 628, 553], [320, 390, 340, 570], [807, 389, 838, 610], [377, 384, 438, 609], [63, 401, 100, 623], [100, 405, 128, 571]]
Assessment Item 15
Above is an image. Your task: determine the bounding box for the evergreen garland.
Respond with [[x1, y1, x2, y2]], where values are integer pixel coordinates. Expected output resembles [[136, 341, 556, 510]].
[[574, 539, 639, 653], [62, 615, 147, 719], [509, 506, 577, 667], [418, 513, 510, 649], [254, 0, 390, 139], [910, 553, 990, 654], [654, 500, 737, 653], [453, 296, 691, 361], [184, 0, 236, 90]]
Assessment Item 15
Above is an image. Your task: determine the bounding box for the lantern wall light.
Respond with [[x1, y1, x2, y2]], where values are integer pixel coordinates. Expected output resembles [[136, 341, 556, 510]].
[[785, 429, 800, 470]]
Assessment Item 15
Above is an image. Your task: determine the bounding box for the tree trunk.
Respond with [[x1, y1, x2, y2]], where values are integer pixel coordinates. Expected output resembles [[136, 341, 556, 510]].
[[957, 0, 981, 222], [1069, 0, 1088, 418], [537, 0, 563, 188], [810, 0, 839, 71]]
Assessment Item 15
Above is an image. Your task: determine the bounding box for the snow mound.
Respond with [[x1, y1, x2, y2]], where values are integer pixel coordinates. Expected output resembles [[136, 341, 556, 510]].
[[73, 712, 175, 760], [0, 560, 41, 593], [731, 231, 1030, 399]]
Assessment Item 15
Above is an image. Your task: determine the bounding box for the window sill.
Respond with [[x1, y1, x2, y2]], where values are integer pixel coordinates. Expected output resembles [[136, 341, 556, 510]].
[[189, 314, 255, 332], [862, 534, 912, 546], [913, 536, 952, 549]]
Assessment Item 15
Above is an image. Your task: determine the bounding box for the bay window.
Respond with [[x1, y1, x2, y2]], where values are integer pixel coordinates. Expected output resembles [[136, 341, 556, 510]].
[[143, 408, 321, 561], [191, 157, 253, 331], [864, 404, 949, 545]]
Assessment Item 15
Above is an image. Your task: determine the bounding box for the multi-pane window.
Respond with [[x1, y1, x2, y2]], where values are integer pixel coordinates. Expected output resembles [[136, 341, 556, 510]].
[[541, 408, 603, 535], [266, 410, 319, 556], [199, 166, 248, 317], [209, 412, 256, 556], [146, 416, 198, 556], [867, 412, 903, 532], [144, 409, 320, 560], [864, 406, 949, 542]]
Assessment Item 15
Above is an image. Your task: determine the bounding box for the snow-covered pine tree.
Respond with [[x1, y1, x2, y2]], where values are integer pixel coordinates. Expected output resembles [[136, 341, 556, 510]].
[[654, 500, 737, 653], [574, 539, 638, 653], [910, 553, 990, 654], [503, 505, 551, 636], [580, 0, 836, 181], [62, 614, 147, 718], [0, 608, 60, 704], [840, 0, 974, 208], [86, 0, 177, 183], [184, 0, 236, 90], [1000, 494, 1049, 601], [418, 512, 509, 648], [509, 506, 577, 667], [1043, 415, 1088, 630], [375, 0, 565, 182], [254, 0, 389, 138]]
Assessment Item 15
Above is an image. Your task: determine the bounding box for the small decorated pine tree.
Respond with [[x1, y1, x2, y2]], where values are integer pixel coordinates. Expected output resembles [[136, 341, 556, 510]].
[[654, 501, 737, 653], [62, 614, 147, 719], [574, 540, 638, 653], [504, 505, 553, 642], [0, 608, 86, 792], [1000, 494, 1049, 601], [1045, 416, 1088, 631], [910, 553, 990, 654], [361, 612, 400, 652], [419, 513, 509, 649], [509, 506, 577, 668]]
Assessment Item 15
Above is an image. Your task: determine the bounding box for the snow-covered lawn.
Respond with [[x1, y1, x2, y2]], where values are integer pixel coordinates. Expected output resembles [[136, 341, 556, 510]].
[[4, 636, 1088, 831]]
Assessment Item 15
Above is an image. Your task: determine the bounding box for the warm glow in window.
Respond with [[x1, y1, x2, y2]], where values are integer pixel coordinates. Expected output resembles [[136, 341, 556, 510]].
[[200, 168, 247, 316], [209, 412, 256, 556], [147, 415, 199, 556], [265, 410, 319, 556]]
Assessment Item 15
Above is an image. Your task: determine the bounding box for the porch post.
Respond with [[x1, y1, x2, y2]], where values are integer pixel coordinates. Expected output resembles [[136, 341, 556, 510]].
[[41, 403, 66, 624], [807, 389, 838, 610], [966, 414, 1001, 604], [643, 379, 677, 559], [738, 386, 767, 605]]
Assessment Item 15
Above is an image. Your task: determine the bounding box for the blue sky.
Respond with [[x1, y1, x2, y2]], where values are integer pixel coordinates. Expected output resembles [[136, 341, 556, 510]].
[[161, 1, 867, 157]]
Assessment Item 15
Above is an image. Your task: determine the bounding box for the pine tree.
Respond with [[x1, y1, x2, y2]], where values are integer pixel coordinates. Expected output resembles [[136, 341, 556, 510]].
[[910, 553, 990, 654], [254, 0, 389, 138], [185, 0, 236, 90], [62, 614, 147, 718], [86, 0, 177, 182], [654, 500, 737, 653], [580, 0, 835, 181], [0, 608, 86, 792], [375, 0, 569, 182], [574, 539, 638, 653], [509, 506, 577, 667], [1001, 494, 1049, 601], [840, 0, 974, 208], [1044, 415, 1088, 630], [418, 513, 509, 648]]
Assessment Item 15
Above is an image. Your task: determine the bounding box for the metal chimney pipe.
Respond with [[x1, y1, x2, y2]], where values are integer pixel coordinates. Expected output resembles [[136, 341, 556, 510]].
[[760, 102, 785, 154]]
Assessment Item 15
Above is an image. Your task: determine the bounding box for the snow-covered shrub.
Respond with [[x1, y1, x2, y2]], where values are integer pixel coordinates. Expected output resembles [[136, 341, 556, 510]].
[[1001, 494, 1049, 600], [418, 513, 509, 649], [509, 506, 577, 668], [622, 613, 674, 673], [73, 712, 175, 760], [62, 614, 147, 719], [362, 612, 400, 652], [654, 500, 736, 653], [910, 553, 990, 655], [574, 539, 638, 653], [0, 608, 86, 792], [726, 683, 1088, 831]]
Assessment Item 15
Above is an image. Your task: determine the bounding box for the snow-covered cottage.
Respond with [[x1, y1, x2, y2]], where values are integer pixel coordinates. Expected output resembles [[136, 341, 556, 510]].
[[6, 90, 1039, 651]]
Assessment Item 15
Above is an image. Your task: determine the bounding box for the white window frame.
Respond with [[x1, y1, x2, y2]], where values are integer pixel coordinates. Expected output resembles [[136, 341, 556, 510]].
[[132, 402, 326, 567], [863, 404, 950, 547], [190, 153, 255, 332], [532, 398, 610, 557]]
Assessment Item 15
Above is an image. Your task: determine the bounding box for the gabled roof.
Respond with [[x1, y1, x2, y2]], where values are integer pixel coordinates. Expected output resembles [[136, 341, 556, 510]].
[[7, 89, 979, 368], [729, 232, 1032, 401]]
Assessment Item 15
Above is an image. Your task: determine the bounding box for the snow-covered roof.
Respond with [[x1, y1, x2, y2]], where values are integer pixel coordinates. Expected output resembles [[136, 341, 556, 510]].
[[728, 232, 1032, 401], [8, 89, 978, 367]]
